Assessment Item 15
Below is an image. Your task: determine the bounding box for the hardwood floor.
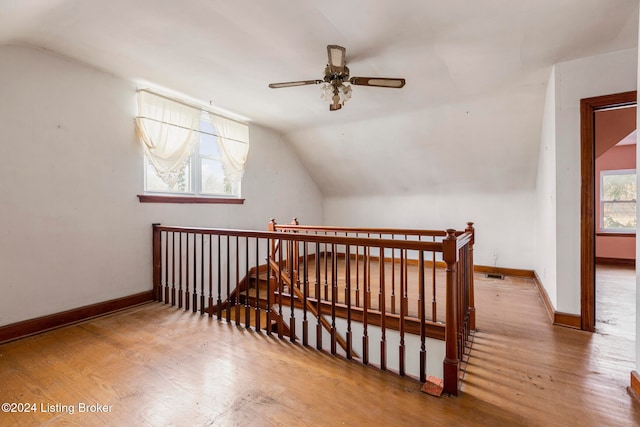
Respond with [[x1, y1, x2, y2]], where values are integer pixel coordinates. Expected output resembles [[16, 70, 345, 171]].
[[596, 264, 635, 342], [1, 271, 640, 426]]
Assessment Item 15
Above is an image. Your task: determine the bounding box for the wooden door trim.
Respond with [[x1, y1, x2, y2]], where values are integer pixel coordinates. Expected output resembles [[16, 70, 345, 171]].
[[580, 91, 636, 332]]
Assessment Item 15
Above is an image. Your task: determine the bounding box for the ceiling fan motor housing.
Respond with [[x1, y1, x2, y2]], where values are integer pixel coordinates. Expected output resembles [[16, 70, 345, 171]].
[[324, 65, 350, 85]]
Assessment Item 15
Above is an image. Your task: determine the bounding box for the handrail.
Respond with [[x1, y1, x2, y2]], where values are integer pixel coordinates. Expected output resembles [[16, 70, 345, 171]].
[[276, 224, 449, 237], [155, 225, 443, 252], [455, 231, 473, 250], [273, 219, 472, 239]]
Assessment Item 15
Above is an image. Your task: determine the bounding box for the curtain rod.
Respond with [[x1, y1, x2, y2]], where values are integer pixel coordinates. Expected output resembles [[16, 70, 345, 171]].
[[137, 88, 249, 126], [135, 116, 249, 145]]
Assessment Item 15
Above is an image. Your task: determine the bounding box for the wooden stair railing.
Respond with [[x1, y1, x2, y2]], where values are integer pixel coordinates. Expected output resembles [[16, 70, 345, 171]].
[[151, 220, 474, 396], [269, 219, 475, 395]]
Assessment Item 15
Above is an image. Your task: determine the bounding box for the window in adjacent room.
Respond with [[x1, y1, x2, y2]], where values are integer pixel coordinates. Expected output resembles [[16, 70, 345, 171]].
[[600, 169, 636, 232], [136, 89, 249, 200]]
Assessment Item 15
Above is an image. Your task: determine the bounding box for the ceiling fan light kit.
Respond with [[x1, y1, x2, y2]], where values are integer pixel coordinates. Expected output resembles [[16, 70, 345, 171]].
[[268, 45, 405, 111]]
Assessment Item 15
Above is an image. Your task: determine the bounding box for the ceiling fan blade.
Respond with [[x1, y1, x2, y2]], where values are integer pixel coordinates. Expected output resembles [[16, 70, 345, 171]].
[[349, 77, 406, 88], [327, 45, 346, 73], [269, 80, 323, 89]]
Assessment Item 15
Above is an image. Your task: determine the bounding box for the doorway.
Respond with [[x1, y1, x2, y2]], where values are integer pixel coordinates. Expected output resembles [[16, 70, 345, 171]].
[[580, 91, 636, 332]]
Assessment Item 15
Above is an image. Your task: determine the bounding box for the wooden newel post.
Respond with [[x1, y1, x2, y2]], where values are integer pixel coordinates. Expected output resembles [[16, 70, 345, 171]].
[[152, 223, 162, 302], [443, 228, 459, 396], [466, 222, 476, 331]]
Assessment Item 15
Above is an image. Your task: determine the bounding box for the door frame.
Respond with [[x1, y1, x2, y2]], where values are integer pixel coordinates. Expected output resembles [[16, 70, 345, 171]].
[[580, 90, 636, 332]]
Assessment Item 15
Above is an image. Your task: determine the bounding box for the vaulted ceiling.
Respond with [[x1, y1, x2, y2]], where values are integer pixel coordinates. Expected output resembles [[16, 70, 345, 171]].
[[1, 0, 638, 196]]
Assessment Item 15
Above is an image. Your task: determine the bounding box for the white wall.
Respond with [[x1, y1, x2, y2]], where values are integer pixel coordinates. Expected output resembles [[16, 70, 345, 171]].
[[324, 191, 536, 269], [551, 48, 637, 314], [534, 67, 558, 307], [0, 44, 323, 327]]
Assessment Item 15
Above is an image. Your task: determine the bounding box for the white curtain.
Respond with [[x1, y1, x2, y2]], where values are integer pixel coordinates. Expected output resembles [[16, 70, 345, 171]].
[[135, 90, 201, 188], [208, 112, 250, 185]]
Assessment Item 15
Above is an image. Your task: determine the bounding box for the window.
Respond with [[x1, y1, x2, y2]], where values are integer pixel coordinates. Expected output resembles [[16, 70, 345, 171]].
[[136, 90, 249, 200], [600, 169, 636, 232]]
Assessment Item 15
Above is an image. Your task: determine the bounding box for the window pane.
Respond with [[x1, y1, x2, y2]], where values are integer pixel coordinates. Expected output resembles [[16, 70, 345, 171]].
[[200, 127, 220, 159], [201, 158, 228, 195], [603, 201, 636, 230], [602, 173, 636, 201], [145, 156, 191, 192]]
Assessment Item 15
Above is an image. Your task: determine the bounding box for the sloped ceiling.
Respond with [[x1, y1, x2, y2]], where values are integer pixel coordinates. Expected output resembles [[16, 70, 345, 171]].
[[0, 0, 638, 196]]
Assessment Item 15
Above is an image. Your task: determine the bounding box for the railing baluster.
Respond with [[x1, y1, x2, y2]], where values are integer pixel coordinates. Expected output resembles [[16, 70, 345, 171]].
[[419, 250, 426, 382], [245, 237, 251, 330], [266, 237, 272, 336], [315, 241, 322, 350], [216, 235, 222, 320], [417, 236, 422, 320], [345, 244, 352, 360], [185, 233, 190, 312], [432, 235, 437, 322], [391, 238, 396, 314], [179, 232, 183, 309], [379, 247, 386, 371], [290, 238, 296, 342], [171, 232, 176, 306], [208, 234, 213, 317], [302, 241, 309, 346], [330, 243, 337, 355], [355, 241, 360, 308], [164, 231, 169, 304], [362, 243, 369, 365], [227, 235, 231, 323], [399, 249, 406, 376], [277, 237, 284, 339], [234, 236, 239, 325], [364, 239, 371, 307], [255, 238, 261, 332], [191, 233, 198, 313], [466, 222, 476, 330], [200, 233, 205, 315], [403, 238, 408, 317], [323, 242, 328, 300], [343, 233, 349, 305]]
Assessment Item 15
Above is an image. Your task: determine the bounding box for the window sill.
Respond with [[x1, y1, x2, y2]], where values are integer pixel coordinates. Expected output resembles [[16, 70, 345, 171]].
[[137, 195, 245, 204], [596, 232, 635, 237]]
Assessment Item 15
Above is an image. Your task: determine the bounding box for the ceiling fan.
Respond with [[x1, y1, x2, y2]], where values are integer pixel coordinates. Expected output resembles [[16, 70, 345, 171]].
[[268, 45, 406, 111]]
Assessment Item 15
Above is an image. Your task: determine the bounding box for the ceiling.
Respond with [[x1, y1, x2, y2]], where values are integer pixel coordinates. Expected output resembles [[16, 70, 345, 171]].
[[1, 0, 638, 196]]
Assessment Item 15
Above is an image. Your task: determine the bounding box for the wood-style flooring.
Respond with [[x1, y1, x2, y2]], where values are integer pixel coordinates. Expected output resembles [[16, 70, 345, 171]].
[[1, 267, 639, 426]]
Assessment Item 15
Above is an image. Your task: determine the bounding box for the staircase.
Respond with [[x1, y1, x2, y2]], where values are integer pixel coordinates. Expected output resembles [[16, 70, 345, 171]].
[[213, 266, 289, 337]]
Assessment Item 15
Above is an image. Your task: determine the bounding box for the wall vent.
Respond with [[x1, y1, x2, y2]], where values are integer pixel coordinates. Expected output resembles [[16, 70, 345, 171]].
[[485, 273, 504, 280]]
